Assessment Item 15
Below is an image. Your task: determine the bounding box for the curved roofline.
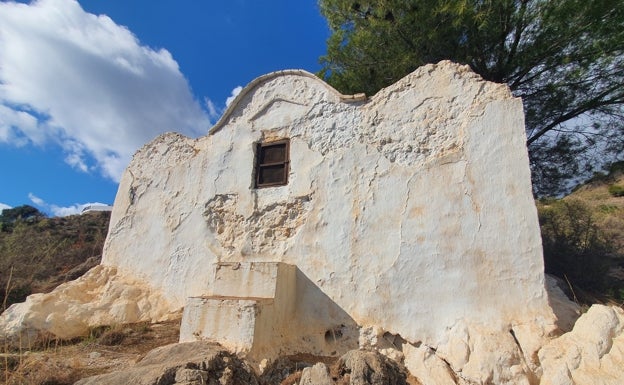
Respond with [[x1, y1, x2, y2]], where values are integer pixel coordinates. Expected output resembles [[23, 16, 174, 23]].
[[209, 69, 366, 135]]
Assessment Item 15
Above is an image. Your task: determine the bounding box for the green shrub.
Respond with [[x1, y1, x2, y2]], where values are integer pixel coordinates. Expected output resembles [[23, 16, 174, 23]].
[[538, 197, 558, 206], [0, 221, 12, 232], [609, 161, 624, 174], [538, 200, 611, 291], [3, 284, 32, 309], [608, 184, 624, 197], [598, 204, 619, 214]]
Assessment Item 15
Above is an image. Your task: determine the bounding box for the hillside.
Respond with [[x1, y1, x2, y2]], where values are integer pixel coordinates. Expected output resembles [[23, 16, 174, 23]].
[[537, 163, 624, 304], [0, 210, 110, 311]]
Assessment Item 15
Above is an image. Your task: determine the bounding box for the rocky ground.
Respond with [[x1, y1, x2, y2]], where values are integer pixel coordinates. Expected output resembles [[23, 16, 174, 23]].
[[1, 318, 424, 385], [1, 319, 180, 385], [3, 301, 624, 384]]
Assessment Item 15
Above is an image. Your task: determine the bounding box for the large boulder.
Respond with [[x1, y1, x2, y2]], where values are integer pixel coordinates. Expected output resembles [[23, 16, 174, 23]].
[[0, 265, 174, 345], [335, 349, 409, 385], [539, 305, 624, 385], [75, 341, 258, 385]]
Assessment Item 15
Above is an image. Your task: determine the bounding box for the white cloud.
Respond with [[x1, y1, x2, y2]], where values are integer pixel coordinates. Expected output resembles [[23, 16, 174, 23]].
[[28, 193, 45, 207], [0, 0, 211, 182], [204, 97, 220, 122], [0, 203, 11, 213], [204, 85, 244, 123], [48, 203, 93, 217], [29, 192, 106, 217], [225, 86, 243, 107], [0, 104, 43, 146]]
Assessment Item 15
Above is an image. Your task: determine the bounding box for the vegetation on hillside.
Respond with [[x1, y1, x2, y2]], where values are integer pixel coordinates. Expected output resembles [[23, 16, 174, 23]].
[[0, 207, 110, 310], [318, 0, 624, 196], [0, 205, 45, 231], [1, 320, 180, 385], [538, 162, 624, 303]]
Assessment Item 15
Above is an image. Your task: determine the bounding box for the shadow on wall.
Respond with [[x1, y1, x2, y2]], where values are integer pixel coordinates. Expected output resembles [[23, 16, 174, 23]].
[[180, 262, 359, 361], [290, 267, 360, 357], [544, 274, 581, 332]]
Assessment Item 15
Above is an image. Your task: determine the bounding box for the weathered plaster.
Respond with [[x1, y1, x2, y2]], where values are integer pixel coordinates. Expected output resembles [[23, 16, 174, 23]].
[[100, 61, 553, 345]]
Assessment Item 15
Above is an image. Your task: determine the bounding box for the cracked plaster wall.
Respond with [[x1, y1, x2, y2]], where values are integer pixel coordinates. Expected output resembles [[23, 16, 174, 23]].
[[102, 61, 554, 348]]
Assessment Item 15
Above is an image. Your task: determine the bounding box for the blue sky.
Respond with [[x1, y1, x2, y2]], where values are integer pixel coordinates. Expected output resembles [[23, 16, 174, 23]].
[[0, 0, 329, 216]]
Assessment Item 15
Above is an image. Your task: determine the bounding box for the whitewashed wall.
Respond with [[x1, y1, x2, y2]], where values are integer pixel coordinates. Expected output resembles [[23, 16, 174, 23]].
[[103, 61, 553, 346]]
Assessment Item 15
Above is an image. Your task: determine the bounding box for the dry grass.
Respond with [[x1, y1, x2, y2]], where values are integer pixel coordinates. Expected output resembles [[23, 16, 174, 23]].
[[538, 169, 624, 304], [0, 211, 110, 311], [566, 173, 624, 255], [1, 319, 180, 385]]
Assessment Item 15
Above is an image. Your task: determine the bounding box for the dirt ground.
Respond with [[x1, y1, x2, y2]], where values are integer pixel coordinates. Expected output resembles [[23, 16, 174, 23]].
[[1, 319, 181, 385]]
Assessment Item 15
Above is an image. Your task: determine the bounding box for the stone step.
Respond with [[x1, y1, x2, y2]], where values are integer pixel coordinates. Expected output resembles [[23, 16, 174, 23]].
[[179, 295, 274, 353], [211, 261, 295, 299], [180, 262, 296, 356]]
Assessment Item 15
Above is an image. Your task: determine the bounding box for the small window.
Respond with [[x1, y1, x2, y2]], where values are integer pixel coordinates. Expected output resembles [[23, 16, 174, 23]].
[[255, 139, 289, 188]]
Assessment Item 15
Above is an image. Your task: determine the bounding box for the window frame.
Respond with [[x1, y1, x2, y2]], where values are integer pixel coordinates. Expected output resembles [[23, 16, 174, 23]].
[[254, 139, 290, 188]]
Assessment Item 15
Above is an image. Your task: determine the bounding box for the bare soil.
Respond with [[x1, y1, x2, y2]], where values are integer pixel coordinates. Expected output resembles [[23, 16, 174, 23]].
[[1, 319, 180, 385]]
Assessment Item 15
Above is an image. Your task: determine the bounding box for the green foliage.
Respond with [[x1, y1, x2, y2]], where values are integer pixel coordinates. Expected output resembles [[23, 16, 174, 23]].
[[609, 161, 624, 174], [598, 204, 620, 214], [538, 200, 611, 291], [608, 184, 624, 197], [0, 205, 46, 233], [0, 205, 45, 223], [0, 221, 10, 233], [606, 287, 624, 301], [2, 283, 31, 307], [318, 0, 624, 196]]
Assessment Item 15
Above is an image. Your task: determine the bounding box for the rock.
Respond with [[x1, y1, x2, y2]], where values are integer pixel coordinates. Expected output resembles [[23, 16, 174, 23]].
[[538, 304, 624, 385], [544, 274, 582, 332], [75, 341, 258, 385], [299, 362, 332, 385], [403, 343, 458, 385], [0, 265, 175, 345], [334, 349, 408, 385], [402, 318, 558, 385], [256, 355, 317, 384], [406, 332, 535, 385], [174, 368, 207, 384]]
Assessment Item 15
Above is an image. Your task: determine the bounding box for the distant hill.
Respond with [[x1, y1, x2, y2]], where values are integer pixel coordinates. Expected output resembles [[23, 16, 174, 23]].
[[0, 210, 110, 310], [538, 162, 624, 304]]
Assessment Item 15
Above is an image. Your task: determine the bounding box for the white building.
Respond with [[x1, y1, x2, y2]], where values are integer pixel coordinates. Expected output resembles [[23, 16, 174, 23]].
[[101, 61, 554, 361], [2, 62, 567, 383]]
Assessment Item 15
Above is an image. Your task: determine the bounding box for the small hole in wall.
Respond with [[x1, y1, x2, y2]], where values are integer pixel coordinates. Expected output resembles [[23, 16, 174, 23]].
[[129, 186, 137, 205], [382, 331, 407, 351], [324, 326, 344, 344]]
